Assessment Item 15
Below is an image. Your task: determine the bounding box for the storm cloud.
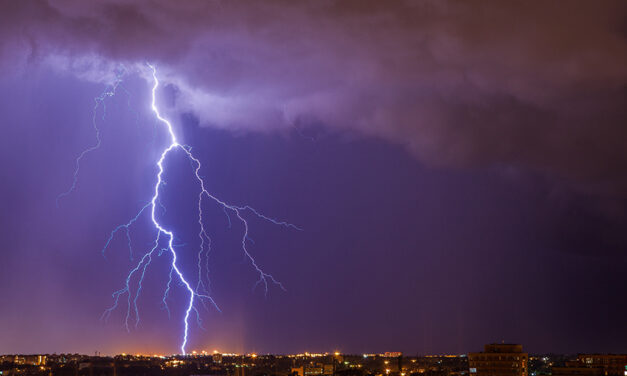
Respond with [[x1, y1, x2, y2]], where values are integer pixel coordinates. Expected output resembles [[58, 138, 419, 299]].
[[2, 0, 626, 194]]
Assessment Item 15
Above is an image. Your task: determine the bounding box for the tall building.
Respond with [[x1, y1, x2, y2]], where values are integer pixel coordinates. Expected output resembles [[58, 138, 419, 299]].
[[468, 344, 528, 376]]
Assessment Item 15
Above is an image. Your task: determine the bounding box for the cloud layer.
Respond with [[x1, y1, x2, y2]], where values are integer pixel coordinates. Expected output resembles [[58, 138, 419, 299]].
[[2, 0, 627, 193]]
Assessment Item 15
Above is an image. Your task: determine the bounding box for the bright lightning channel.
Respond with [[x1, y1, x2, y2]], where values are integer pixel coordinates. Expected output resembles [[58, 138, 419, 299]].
[[60, 65, 300, 355]]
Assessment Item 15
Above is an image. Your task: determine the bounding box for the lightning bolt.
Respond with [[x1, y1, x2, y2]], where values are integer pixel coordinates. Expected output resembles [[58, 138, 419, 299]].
[[56, 69, 127, 207], [61, 64, 300, 354]]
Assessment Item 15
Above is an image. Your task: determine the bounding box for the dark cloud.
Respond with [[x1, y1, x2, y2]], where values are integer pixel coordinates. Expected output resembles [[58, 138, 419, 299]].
[[2, 0, 626, 194]]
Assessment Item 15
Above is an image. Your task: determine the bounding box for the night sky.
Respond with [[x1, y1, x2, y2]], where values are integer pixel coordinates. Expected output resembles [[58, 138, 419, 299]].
[[1, 0, 627, 356]]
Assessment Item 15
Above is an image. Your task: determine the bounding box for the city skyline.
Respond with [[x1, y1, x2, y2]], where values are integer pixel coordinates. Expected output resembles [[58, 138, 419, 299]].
[[3, 346, 626, 376]]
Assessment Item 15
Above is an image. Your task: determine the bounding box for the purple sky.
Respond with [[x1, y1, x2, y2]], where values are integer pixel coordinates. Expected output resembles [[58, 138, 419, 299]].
[[1, 0, 627, 356]]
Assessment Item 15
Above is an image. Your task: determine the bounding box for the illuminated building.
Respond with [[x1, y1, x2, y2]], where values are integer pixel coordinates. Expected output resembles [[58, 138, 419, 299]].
[[579, 354, 627, 375], [291, 363, 334, 376], [383, 353, 402, 358], [468, 344, 528, 376], [213, 353, 223, 364], [558, 354, 627, 376], [552, 361, 604, 376]]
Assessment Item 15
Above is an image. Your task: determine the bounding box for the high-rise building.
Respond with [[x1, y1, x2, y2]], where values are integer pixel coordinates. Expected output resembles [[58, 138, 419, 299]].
[[468, 344, 528, 376]]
